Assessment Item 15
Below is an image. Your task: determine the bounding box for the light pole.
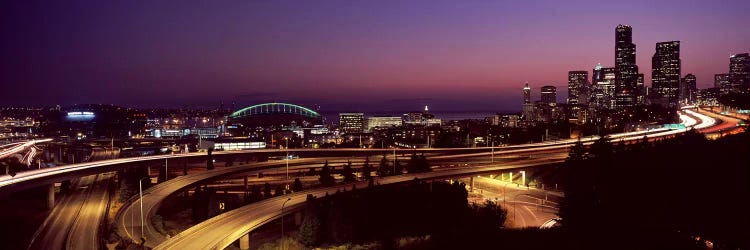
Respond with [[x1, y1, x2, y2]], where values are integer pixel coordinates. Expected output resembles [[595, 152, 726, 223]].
[[392, 146, 396, 175], [138, 176, 150, 243], [284, 137, 289, 180], [491, 140, 494, 163], [164, 159, 168, 181], [281, 197, 292, 245]]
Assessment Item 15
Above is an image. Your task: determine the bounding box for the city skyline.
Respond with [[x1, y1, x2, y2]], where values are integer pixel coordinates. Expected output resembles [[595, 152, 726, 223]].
[[2, 1, 749, 112]]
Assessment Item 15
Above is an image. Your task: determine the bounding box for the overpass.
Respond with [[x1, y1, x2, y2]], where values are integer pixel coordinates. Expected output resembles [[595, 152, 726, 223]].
[[157, 113, 722, 250], [0, 126, 677, 195], [19, 108, 720, 249]]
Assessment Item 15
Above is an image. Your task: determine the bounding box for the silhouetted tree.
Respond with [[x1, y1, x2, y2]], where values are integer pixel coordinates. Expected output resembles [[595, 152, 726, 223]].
[[341, 161, 356, 182], [206, 147, 214, 170], [318, 161, 335, 186], [274, 185, 284, 196], [377, 155, 391, 176], [361, 157, 373, 180], [298, 212, 322, 246]]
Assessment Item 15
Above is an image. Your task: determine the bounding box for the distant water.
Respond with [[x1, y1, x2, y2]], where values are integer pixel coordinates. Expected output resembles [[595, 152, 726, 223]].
[[322, 111, 508, 124]]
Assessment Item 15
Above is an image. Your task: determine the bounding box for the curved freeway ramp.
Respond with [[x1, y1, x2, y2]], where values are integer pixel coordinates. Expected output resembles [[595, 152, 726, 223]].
[[154, 158, 564, 250]]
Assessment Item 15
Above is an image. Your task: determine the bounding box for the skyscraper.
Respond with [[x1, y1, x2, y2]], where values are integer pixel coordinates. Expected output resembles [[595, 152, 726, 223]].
[[541, 86, 557, 105], [522, 82, 534, 121], [681, 74, 697, 104], [567, 71, 588, 105], [523, 81, 531, 104], [729, 53, 750, 93], [651, 41, 681, 107], [715, 73, 731, 94], [637, 73, 645, 104], [615, 24, 639, 108], [592, 65, 617, 109]]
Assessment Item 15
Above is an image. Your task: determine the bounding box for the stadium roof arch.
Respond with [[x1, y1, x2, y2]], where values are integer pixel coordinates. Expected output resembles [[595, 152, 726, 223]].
[[229, 103, 320, 119]]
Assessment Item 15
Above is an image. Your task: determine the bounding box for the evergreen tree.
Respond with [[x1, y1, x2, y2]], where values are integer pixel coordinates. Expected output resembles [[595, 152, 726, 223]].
[[377, 155, 391, 176], [341, 161, 356, 182], [361, 157, 373, 180], [206, 147, 214, 170], [297, 213, 322, 246], [319, 162, 336, 186], [567, 138, 587, 162]]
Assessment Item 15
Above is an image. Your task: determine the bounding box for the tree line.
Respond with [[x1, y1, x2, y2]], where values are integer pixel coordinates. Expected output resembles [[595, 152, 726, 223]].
[[560, 129, 750, 249], [296, 179, 507, 249]]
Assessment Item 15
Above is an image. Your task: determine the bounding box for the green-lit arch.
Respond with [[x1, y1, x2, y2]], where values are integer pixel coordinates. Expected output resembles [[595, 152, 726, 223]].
[[230, 103, 320, 118]]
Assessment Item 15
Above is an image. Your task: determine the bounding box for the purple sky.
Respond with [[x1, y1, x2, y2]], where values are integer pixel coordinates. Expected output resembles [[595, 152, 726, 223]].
[[2, 0, 749, 112]]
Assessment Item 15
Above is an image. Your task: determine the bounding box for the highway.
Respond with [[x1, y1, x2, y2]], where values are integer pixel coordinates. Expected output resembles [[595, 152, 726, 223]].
[[154, 157, 565, 250], [0, 138, 52, 160], [153, 109, 717, 249], [15, 106, 718, 249], [0, 127, 680, 193], [66, 173, 113, 250], [469, 176, 561, 228], [27, 172, 113, 250], [111, 108, 715, 248]]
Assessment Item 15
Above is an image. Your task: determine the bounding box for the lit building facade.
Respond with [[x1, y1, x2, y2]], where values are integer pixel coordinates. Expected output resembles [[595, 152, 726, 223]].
[[541, 86, 557, 105], [567, 71, 588, 105], [651, 41, 681, 107], [715, 73, 731, 94], [729, 53, 750, 93], [338, 113, 364, 134], [366, 116, 402, 132], [615, 24, 640, 108], [681, 74, 697, 104], [592, 66, 617, 109]]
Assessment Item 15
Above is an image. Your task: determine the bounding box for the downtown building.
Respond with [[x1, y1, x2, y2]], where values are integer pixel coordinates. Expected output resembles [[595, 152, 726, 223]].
[[651, 41, 681, 107], [521, 82, 535, 122], [715, 73, 731, 94], [338, 113, 364, 134], [680, 74, 697, 104], [591, 63, 617, 109], [729, 53, 750, 93], [614, 24, 641, 108], [567, 71, 589, 121]]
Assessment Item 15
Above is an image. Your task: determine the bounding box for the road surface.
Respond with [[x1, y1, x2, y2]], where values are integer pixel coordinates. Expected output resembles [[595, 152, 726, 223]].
[[27, 172, 113, 250], [154, 157, 565, 250]]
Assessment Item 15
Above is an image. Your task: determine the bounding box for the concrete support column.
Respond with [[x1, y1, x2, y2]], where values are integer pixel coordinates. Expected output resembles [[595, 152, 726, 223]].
[[295, 211, 302, 226], [147, 166, 152, 176], [469, 177, 474, 193], [239, 233, 250, 250], [47, 184, 55, 209]]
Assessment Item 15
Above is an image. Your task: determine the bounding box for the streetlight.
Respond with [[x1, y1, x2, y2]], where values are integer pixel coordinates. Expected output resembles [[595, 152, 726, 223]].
[[284, 137, 289, 180], [281, 197, 292, 245], [138, 176, 150, 243], [392, 146, 396, 175], [491, 140, 494, 163]]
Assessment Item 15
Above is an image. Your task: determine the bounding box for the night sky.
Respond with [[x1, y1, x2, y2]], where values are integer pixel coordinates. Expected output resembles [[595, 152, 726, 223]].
[[2, 0, 749, 112]]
